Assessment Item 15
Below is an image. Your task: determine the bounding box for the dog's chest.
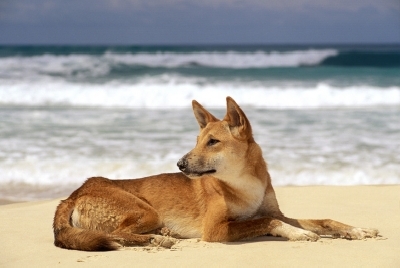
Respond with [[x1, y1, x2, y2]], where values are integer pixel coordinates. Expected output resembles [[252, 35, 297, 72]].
[[226, 180, 265, 220]]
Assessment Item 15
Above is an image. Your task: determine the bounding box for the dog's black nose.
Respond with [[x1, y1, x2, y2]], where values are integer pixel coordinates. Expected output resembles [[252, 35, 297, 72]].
[[177, 158, 188, 171]]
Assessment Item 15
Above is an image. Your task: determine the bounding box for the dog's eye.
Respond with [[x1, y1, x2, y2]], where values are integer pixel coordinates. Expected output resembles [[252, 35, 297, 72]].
[[207, 138, 220, 146]]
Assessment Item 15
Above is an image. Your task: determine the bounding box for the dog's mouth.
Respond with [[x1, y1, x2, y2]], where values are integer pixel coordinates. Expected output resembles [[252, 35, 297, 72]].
[[184, 169, 216, 177]]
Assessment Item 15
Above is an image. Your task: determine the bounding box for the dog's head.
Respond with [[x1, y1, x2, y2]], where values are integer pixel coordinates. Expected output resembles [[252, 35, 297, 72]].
[[177, 96, 256, 181]]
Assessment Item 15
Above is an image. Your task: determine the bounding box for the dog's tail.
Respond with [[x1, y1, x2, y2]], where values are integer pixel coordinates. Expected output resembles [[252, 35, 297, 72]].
[[53, 199, 120, 251]]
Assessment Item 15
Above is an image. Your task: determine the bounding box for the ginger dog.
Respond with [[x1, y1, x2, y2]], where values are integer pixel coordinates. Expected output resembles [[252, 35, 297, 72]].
[[53, 97, 378, 251]]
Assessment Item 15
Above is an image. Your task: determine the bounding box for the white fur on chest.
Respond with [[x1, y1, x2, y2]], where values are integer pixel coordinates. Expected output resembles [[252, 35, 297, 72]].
[[225, 175, 266, 220]]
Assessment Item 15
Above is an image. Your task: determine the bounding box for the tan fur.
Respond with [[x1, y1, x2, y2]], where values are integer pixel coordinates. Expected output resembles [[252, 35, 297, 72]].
[[53, 96, 378, 251]]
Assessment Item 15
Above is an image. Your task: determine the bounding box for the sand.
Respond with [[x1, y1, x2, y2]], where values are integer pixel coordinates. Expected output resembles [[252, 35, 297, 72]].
[[1, 185, 399, 267]]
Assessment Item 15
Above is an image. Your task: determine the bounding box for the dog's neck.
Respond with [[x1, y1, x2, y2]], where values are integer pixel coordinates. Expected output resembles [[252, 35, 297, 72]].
[[219, 173, 266, 220], [216, 142, 269, 220]]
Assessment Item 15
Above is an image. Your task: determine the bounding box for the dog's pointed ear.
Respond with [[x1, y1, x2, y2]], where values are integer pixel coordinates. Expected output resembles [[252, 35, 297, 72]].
[[223, 96, 253, 140], [192, 100, 219, 130]]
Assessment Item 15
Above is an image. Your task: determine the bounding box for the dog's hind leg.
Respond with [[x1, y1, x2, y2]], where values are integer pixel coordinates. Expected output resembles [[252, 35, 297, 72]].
[[109, 233, 176, 248], [73, 179, 176, 248], [109, 208, 176, 248], [280, 218, 379, 240]]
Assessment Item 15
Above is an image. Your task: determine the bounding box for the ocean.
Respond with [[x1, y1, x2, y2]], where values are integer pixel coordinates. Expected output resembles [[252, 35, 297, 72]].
[[0, 44, 399, 201]]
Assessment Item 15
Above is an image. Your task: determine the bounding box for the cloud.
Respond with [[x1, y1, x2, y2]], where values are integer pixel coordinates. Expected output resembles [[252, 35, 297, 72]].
[[1, 0, 398, 44], [1, 0, 398, 22]]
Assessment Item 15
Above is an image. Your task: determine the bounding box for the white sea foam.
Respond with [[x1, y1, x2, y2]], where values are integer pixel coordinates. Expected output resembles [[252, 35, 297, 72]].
[[1, 155, 399, 201], [1, 48, 399, 201], [0, 54, 110, 79], [0, 49, 338, 80], [102, 49, 338, 68], [1, 103, 399, 201], [0, 81, 399, 108], [0, 157, 179, 201]]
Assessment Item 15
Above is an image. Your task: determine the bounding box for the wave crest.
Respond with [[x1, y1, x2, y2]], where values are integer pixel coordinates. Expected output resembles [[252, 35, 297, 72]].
[[1, 82, 399, 108], [103, 49, 338, 68], [0, 49, 338, 80]]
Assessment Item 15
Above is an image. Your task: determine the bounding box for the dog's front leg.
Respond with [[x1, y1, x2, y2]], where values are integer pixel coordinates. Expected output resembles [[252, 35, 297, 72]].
[[280, 217, 379, 240], [202, 217, 320, 242]]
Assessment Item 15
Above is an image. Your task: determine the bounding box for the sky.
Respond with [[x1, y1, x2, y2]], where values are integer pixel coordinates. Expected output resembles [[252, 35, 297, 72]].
[[0, 0, 399, 45]]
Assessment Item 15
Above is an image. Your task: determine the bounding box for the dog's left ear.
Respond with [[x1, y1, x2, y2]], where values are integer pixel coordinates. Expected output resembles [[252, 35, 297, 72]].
[[192, 100, 219, 130], [223, 96, 253, 140]]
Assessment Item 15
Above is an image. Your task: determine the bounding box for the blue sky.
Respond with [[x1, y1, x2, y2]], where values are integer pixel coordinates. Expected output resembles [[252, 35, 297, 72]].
[[0, 0, 399, 45]]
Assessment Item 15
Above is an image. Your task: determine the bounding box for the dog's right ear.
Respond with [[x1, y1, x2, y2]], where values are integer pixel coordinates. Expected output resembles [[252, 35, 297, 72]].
[[192, 100, 219, 130]]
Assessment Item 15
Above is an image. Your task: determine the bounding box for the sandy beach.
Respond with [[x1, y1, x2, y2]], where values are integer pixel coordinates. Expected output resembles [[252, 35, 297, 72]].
[[1, 185, 399, 267]]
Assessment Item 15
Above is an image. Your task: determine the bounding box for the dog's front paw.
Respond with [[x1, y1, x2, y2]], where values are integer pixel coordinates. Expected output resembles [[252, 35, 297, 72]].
[[157, 226, 182, 238], [150, 235, 177, 248], [289, 229, 320, 242], [343, 228, 379, 240]]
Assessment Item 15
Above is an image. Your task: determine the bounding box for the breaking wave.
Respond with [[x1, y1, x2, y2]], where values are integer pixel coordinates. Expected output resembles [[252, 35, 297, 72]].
[[0, 81, 399, 108]]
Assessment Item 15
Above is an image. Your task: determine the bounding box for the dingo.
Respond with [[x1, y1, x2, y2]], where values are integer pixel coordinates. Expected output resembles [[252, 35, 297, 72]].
[[53, 97, 378, 251]]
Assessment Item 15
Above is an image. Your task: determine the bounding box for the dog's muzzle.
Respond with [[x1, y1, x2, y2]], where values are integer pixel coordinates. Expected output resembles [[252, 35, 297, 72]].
[[177, 157, 188, 172]]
